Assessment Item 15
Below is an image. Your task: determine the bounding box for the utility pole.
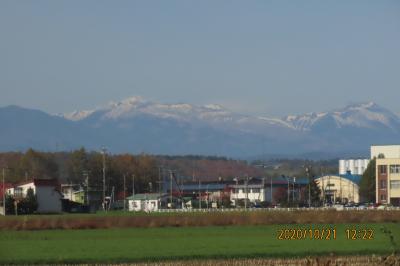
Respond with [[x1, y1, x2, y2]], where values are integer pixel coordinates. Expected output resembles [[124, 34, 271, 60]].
[[169, 170, 173, 208], [83, 171, 89, 207], [270, 176, 273, 204], [198, 180, 201, 209], [234, 178, 238, 207], [123, 174, 126, 211], [322, 177, 325, 206], [340, 175, 343, 203], [245, 175, 249, 210], [286, 176, 290, 204], [306, 167, 311, 208], [101, 147, 107, 211], [158, 167, 162, 198], [292, 177, 295, 203], [132, 174, 135, 197], [206, 184, 209, 209], [2, 168, 5, 216]]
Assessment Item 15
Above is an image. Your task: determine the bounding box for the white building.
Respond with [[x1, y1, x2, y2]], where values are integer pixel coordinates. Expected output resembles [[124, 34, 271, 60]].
[[315, 174, 360, 204], [7, 179, 62, 213], [231, 184, 266, 203], [339, 159, 370, 175], [371, 145, 400, 159], [127, 193, 180, 212]]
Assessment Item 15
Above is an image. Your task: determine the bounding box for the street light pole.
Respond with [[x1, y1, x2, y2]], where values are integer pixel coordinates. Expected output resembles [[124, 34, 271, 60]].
[[270, 176, 273, 204], [101, 147, 107, 211], [245, 175, 249, 210], [306, 167, 311, 208]]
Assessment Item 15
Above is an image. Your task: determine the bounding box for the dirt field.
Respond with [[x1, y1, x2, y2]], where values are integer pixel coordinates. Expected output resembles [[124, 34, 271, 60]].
[[1, 210, 400, 230], [55, 255, 400, 266]]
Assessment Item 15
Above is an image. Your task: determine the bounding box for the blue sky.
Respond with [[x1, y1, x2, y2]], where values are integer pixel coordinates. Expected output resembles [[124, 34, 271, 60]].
[[0, 1, 399, 117]]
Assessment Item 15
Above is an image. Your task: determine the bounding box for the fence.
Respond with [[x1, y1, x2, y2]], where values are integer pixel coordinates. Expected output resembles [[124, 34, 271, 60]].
[[155, 206, 400, 213]]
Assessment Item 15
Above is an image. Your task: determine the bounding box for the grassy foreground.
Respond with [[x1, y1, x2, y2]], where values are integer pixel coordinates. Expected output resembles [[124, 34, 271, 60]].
[[0, 223, 399, 264]]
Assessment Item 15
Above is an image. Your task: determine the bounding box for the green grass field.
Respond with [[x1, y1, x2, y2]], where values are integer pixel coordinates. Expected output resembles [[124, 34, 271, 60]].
[[1, 223, 399, 264]]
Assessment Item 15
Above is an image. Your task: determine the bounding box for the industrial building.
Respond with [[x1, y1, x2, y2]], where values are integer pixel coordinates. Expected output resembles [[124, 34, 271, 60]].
[[315, 174, 361, 204]]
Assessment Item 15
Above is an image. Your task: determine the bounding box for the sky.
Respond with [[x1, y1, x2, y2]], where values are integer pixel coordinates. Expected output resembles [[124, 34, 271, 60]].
[[0, 1, 399, 117]]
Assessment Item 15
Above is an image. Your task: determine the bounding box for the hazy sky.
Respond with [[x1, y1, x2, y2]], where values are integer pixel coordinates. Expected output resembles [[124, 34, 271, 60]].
[[1, 1, 399, 117]]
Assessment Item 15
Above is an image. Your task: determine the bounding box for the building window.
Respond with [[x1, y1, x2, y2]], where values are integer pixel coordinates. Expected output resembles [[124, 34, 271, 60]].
[[390, 165, 400, 174], [390, 180, 400, 189], [379, 165, 387, 175], [380, 180, 387, 189], [381, 194, 386, 201]]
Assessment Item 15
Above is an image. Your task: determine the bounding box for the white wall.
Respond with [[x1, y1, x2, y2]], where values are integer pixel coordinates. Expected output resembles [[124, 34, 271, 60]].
[[128, 199, 159, 212], [230, 187, 266, 203]]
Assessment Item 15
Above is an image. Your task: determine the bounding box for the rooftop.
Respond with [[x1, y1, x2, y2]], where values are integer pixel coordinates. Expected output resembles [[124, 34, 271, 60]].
[[126, 193, 166, 201]]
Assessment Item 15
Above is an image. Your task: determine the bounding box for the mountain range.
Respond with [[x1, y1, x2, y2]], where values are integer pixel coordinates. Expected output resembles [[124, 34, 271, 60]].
[[1, 97, 399, 158]]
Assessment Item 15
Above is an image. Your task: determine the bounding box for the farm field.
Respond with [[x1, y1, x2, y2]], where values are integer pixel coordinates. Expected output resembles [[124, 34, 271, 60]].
[[1, 210, 400, 230], [0, 223, 399, 264]]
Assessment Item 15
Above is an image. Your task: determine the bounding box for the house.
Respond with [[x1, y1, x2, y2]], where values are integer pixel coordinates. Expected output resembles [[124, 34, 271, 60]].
[[61, 183, 103, 211], [230, 177, 308, 206], [179, 181, 232, 207], [7, 179, 62, 213]]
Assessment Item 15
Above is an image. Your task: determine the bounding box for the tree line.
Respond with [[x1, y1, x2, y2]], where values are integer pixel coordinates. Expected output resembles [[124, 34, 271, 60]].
[[0, 148, 262, 197], [0, 148, 377, 204]]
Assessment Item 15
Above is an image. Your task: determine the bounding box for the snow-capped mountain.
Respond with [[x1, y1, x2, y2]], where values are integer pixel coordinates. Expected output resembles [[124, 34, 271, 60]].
[[63, 96, 293, 136], [283, 102, 400, 132], [0, 97, 399, 157]]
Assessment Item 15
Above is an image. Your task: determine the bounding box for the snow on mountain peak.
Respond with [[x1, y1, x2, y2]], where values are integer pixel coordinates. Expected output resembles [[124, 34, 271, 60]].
[[63, 110, 95, 121], [282, 101, 399, 131], [344, 101, 378, 111], [204, 104, 224, 110], [62, 97, 399, 133], [108, 96, 144, 108]]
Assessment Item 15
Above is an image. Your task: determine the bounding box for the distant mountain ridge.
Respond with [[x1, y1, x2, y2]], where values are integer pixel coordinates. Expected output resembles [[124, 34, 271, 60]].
[[1, 97, 399, 158]]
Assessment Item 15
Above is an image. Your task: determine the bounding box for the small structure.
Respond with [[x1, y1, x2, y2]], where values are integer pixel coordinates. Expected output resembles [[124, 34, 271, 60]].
[[7, 179, 62, 213], [127, 193, 180, 212]]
